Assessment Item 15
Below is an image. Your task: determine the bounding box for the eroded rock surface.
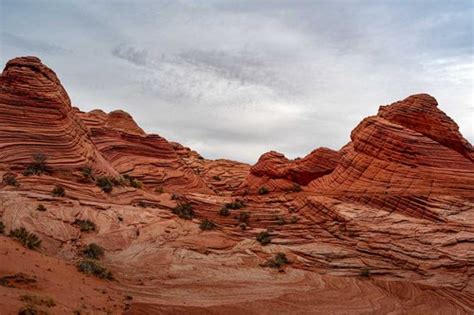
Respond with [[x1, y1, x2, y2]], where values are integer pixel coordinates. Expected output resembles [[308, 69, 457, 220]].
[[0, 57, 472, 314]]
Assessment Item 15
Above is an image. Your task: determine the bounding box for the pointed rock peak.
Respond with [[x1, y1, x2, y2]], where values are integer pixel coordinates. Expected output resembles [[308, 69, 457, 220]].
[[1, 56, 71, 109], [4, 56, 61, 85], [377, 93, 473, 160]]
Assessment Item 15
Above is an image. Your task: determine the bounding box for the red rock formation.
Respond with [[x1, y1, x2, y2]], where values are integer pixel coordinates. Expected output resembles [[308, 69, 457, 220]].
[[0, 57, 116, 175], [309, 94, 474, 221], [237, 147, 339, 194], [0, 57, 472, 314], [77, 110, 213, 194]]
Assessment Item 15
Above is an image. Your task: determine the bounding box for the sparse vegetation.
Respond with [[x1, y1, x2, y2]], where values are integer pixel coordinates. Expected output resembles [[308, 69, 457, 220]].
[[96, 176, 113, 193], [264, 253, 289, 269], [23, 153, 49, 176], [219, 206, 230, 217], [129, 177, 143, 189], [137, 201, 147, 208], [239, 223, 247, 230], [256, 230, 272, 245], [80, 167, 94, 182], [77, 259, 113, 280], [74, 219, 96, 232], [36, 204, 47, 212], [10, 227, 41, 250], [172, 203, 195, 220], [276, 216, 287, 225], [82, 243, 104, 260], [2, 173, 19, 186], [212, 175, 221, 181], [51, 185, 65, 197], [290, 215, 299, 224], [236, 211, 250, 223], [20, 294, 56, 307], [199, 219, 216, 231], [258, 187, 269, 195], [360, 267, 370, 277], [0, 221, 5, 234], [155, 186, 164, 194], [225, 199, 245, 209]]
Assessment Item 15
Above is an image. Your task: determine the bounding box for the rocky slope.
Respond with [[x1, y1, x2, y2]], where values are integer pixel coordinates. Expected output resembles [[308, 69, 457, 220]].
[[0, 57, 472, 314]]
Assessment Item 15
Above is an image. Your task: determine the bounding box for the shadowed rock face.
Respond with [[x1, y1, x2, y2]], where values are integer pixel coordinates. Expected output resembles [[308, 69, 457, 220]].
[[0, 57, 473, 314], [236, 147, 340, 194]]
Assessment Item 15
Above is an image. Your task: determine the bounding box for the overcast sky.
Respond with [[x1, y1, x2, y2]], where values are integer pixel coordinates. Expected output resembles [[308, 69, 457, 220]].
[[1, 0, 473, 163]]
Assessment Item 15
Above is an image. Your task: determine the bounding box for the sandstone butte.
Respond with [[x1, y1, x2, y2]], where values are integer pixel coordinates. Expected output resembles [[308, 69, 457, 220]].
[[0, 56, 472, 314]]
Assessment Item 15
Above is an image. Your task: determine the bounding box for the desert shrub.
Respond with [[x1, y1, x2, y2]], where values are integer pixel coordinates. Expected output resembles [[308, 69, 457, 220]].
[[74, 219, 96, 232], [199, 219, 216, 231], [36, 204, 47, 212], [171, 193, 180, 200], [212, 175, 221, 181], [10, 227, 41, 250], [258, 187, 269, 195], [360, 267, 370, 277], [172, 203, 194, 220], [265, 253, 289, 269], [276, 216, 287, 225], [51, 185, 65, 197], [239, 223, 247, 230], [290, 215, 299, 224], [80, 167, 94, 182], [82, 243, 104, 259], [137, 201, 147, 208], [96, 176, 113, 193], [77, 259, 113, 280], [23, 153, 49, 176], [0, 221, 4, 234], [129, 177, 143, 189], [20, 294, 55, 307], [236, 211, 250, 223], [155, 186, 164, 194], [219, 206, 230, 217], [256, 230, 272, 245], [225, 199, 245, 209], [2, 173, 19, 186]]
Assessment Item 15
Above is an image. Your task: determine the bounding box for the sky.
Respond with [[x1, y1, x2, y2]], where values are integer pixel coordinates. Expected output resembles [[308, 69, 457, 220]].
[[1, 0, 473, 163]]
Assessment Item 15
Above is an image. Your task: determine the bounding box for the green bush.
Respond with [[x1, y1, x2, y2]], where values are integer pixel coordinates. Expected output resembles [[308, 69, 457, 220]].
[[10, 227, 41, 250], [360, 267, 370, 277], [81, 167, 94, 182], [236, 211, 250, 223], [290, 215, 299, 224], [0, 221, 5, 234], [199, 219, 216, 231], [219, 206, 230, 217], [51, 185, 65, 197], [77, 259, 113, 280], [225, 199, 245, 209], [23, 153, 49, 176], [96, 176, 113, 193], [36, 204, 47, 212], [256, 230, 271, 245], [172, 203, 194, 220], [129, 177, 143, 189], [74, 219, 96, 232], [276, 216, 287, 225], [258, 187, 269, 195], [82, 243, 104, 259], [20, 294, 55, 307], [212, 175, 221, 181], [265, 253, 289, 269], [2, 173, 19, 186]]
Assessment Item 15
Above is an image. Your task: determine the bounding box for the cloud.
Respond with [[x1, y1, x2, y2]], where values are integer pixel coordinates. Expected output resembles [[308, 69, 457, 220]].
[[1, 0, 472, 163]]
